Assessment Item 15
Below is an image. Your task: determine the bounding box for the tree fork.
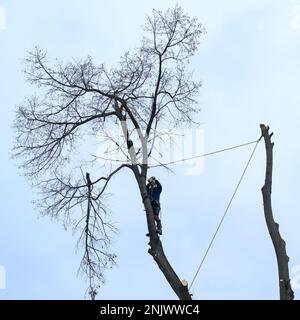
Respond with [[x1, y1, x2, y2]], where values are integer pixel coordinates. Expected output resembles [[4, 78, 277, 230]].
[[260, 124, 294, 300]]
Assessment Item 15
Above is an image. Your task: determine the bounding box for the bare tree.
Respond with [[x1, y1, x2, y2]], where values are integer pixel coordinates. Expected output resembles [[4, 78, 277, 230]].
[[13, 5, 205, 300]]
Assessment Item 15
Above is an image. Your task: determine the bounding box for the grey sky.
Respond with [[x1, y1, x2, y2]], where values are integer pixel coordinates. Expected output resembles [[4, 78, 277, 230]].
[[0, 0, 300, 299]]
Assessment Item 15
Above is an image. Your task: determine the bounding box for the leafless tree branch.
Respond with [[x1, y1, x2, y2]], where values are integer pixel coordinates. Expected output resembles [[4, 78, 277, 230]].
[[13, 5, 205, 299]]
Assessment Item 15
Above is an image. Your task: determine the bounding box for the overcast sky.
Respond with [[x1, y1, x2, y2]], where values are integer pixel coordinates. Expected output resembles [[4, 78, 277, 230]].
[[1, 0, 300, 300]]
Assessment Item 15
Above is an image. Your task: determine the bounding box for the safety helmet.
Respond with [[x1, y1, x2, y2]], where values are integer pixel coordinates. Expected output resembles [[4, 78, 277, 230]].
[[148, 176, 156, 183]]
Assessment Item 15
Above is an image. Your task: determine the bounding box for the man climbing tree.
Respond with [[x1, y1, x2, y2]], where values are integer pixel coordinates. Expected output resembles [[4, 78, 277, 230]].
[[13, 5, 204, 299], [146, 177, 162, 235]]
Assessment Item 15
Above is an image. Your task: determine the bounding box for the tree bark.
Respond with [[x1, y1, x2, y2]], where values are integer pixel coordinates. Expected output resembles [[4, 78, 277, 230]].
[[133, 164, 192, 300], [260, 124, 294, 300]]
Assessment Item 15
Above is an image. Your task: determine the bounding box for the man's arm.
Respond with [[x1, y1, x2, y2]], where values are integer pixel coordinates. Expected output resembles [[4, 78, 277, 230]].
[[146, 183, 150, 194], [155, 180, 162, 193]]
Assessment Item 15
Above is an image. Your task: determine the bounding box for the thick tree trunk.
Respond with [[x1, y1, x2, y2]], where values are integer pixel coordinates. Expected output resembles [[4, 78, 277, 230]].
[[260, 124, 294, 300], [133, 164, 192, 300]]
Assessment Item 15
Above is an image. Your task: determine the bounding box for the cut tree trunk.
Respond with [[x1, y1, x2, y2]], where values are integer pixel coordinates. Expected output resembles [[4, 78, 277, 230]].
[[260, 124, 294, 300]]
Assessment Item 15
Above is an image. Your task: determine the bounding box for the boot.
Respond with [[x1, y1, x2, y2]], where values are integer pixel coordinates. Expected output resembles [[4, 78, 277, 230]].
[[156, 220, 162, 235]]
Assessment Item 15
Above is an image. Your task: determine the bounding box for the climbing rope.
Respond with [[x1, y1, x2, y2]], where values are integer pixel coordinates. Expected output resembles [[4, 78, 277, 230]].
[[94, 140, 259, 167], [149, 140, 258, 168], [189, 136, 262, 290]]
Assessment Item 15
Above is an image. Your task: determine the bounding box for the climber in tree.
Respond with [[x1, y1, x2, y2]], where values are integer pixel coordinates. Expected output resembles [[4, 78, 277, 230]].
[[146, 176, 162, 235]]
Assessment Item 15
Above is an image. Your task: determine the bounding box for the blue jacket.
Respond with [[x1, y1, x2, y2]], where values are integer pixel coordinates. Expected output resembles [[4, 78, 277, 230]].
[[146, 180, 162, 202]]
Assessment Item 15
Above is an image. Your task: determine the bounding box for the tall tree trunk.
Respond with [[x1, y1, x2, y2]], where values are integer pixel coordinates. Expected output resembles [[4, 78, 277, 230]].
[[133, 164, 192, 300], [260, 124, 294, 300]]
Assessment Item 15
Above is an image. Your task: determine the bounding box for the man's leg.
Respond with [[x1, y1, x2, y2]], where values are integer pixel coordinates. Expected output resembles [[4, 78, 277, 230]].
[[153, 201, 162, 234], [146, 202, 162, 236], [154, 215, 162, 235], [146, 217, 162, 236]]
